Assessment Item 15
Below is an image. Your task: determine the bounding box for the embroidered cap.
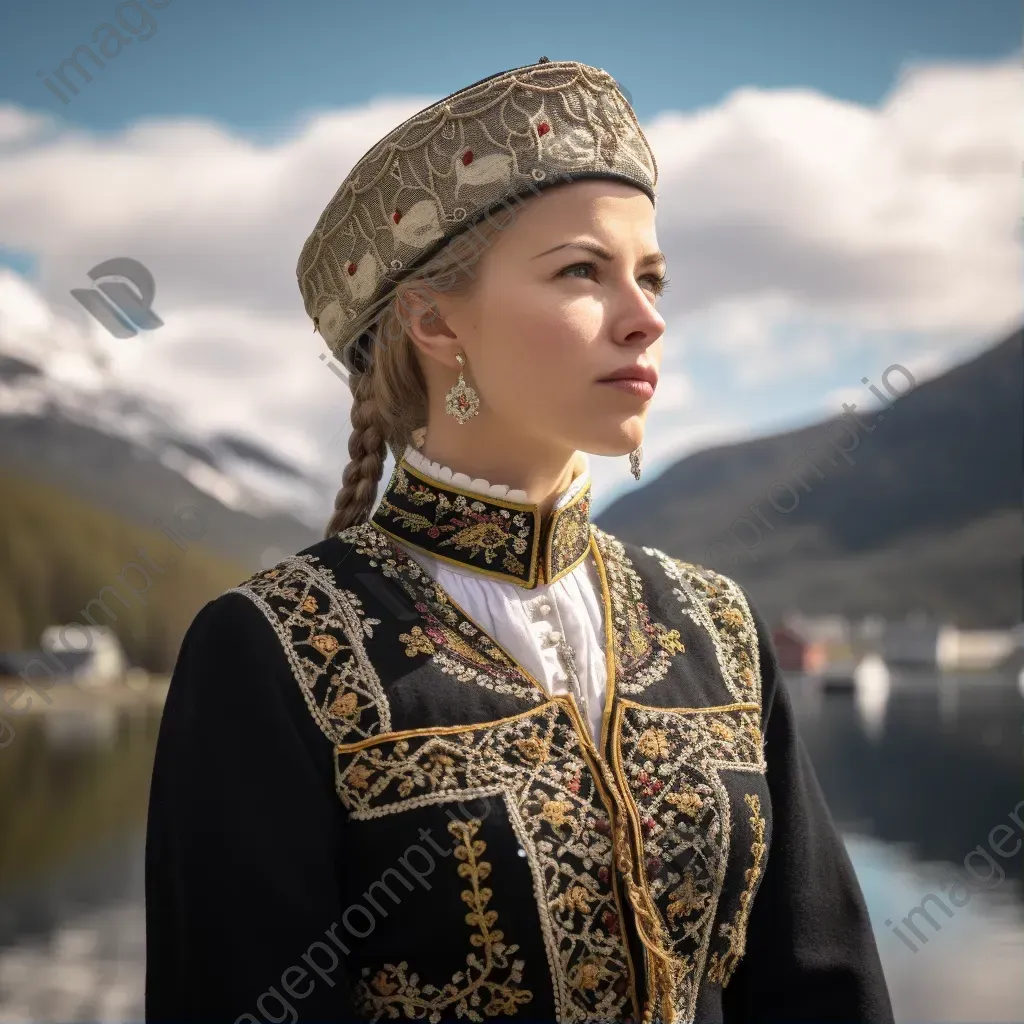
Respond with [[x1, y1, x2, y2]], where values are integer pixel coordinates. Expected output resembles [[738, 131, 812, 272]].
[[296, 57, 658, 373]]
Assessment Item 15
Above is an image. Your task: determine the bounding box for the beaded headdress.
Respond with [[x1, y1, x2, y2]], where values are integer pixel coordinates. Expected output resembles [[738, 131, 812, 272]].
[[296, 57, 658, 374]]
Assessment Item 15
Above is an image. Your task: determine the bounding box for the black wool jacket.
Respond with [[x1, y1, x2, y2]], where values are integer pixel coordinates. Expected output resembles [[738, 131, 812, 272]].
[[145, 516, 894, 1024]]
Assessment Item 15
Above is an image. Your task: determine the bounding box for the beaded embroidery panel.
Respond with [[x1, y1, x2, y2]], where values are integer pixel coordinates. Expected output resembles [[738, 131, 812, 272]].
[[590, 528, 687, 697], [648, 550, 763, 706], [338, 521, 548, 705], [336, 702, 638, 1023], [612, 701, 770, 1024], [228, 554, 391, 745]]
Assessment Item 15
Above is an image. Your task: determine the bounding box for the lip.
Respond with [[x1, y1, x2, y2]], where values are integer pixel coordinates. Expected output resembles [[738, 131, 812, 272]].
[[596, 363, 659, 399]]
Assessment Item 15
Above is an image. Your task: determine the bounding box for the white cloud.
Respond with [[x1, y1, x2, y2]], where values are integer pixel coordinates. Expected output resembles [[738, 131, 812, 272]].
[[0, 58, 1019, 520], [0, 105, 53, 147], [649, 58, 1022, 337]]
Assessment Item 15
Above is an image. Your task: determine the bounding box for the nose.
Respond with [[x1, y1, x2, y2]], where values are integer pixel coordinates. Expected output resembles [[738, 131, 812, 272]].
[[615, 287, 666, 350]]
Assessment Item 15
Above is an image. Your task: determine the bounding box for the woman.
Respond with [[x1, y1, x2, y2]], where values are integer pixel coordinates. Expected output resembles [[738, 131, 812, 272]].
[[145, 59, 894, 1024]]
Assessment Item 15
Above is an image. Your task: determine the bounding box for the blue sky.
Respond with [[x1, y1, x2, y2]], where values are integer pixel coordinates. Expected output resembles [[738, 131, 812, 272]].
[[0, 0, 1020, 515], [1, 0, 1018, 134]]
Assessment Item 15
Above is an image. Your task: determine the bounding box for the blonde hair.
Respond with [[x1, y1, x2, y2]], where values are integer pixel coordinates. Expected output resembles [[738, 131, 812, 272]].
[[323, 205, 518, 538]]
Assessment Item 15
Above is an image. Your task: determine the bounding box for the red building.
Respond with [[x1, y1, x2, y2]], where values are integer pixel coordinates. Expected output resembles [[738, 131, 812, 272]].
[[771, 625, 827, 674]]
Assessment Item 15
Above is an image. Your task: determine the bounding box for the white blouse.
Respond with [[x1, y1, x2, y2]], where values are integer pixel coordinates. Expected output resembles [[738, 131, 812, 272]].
[[387, 444, 609, 742]]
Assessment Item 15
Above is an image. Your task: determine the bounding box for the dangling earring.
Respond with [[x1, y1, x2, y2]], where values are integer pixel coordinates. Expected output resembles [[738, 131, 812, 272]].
[[629, 444, 643, 481], [445, 351, 480, 424]]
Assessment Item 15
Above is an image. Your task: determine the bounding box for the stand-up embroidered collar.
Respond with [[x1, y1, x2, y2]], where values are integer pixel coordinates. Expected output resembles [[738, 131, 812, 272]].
[[370, 445, 593, 588]]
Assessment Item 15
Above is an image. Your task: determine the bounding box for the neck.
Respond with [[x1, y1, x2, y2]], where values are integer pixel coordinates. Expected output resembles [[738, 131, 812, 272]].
[[417, 419, 578, 520]]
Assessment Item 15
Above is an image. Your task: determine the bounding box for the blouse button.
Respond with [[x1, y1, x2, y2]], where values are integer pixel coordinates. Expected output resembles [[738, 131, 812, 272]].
[[547, 631, 563, 644], [538, 602, 552, 617]]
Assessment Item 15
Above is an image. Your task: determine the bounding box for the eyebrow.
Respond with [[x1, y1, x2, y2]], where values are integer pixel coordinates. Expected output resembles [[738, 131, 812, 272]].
[[532, 240, 668, 269]]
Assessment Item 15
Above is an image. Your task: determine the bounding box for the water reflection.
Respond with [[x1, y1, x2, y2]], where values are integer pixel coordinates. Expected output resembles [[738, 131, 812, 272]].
[[0, 673, 1021, 1023]]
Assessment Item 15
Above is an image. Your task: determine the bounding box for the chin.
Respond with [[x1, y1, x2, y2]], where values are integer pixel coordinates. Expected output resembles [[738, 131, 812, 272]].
[[572, 419, 645, 457]]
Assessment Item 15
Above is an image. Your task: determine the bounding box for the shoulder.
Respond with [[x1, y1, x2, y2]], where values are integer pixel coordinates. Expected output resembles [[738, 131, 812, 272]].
[[198, 522, 394, 746], [221, 523, 383, 606]]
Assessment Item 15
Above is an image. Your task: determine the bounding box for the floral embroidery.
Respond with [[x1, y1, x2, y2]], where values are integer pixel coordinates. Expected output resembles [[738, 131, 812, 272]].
[[612, 702, 766, 1023], [637, 728, 671, 760], [706, 793, 768, 988], [355, 818, 533, 1022], [339, 522, 546, 704], [400, 625, 435, 657], [656, 626, 686, 655], [648, 551, 763, 705], [591, 529, 683, 696], [370, 459, 591, 588], [335, 704, 637, 1023], [234, 515, 774, 1023], [546, 487, 592, 581], [228, 554, 390, 745]]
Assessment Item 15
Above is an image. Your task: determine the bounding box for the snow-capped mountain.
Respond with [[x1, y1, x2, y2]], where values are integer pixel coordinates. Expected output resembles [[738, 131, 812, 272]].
[[0, 270, 325, 568]]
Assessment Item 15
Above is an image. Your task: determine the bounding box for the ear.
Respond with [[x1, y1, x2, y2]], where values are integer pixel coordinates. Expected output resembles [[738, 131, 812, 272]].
[[396, 286, 461, 369]]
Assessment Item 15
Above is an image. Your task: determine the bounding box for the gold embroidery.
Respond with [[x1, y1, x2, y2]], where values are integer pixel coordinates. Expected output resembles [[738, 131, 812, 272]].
[[707, 793, 768, 988], [370, 458, 592, 588], [346, 764, 373, 790], [540, 799, 574, 828], [649, 551, 764, 705], [591, 529, 682, 698], [665, 787, 704, 818], [341, 522, 546, 704], [228, 553, 390, 746], [637, 728, 671, 760], [612, 700, 766, 1023], [545, 486, 592, 583], [709, 721, 734, 743], [655, 626, 685, 655], [666, 872, 709, 925], [329, 689, 359, 718], [515, 733, 550, 763], [355, 818, 533, 1022], [400, 625, 435, 656], [235, 515, 773, 1023], [335, 703, 637, 1023]]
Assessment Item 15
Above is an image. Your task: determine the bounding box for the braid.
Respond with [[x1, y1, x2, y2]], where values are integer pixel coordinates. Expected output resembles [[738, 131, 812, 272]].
[[323, 368, 387, 537], [320, 202, 518, 540]]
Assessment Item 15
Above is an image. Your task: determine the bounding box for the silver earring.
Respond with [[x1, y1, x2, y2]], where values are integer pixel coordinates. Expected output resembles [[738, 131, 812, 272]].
[[629, 445, 643, 481], [445, 351, 480, 424]]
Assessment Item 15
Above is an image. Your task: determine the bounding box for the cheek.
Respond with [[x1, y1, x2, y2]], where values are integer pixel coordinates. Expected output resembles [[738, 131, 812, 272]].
[[482, 294, 593, 388]]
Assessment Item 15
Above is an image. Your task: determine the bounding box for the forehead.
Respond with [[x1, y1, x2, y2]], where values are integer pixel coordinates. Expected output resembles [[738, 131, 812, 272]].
[[499, 179, 658, 251]]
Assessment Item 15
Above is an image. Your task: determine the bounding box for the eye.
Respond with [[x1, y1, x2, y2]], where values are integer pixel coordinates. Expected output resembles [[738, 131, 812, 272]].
[[559, 261, 670, 297], [560, 262, 596, 281]]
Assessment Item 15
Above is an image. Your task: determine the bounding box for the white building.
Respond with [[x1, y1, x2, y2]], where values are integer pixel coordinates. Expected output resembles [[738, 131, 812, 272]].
[[40, 625, 129, 687], [936, 626, 1018, 671]]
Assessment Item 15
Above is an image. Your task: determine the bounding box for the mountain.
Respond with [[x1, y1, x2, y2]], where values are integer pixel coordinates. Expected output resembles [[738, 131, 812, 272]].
[[0, 271, 323, 570], [596, 329, 1022, 628], [0, 411, 321, 571], [0, 272, 326, 665]]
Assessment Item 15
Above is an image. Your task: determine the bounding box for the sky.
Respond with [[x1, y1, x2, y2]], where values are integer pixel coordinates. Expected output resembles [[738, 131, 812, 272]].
[[0, 0, 1021, 516]]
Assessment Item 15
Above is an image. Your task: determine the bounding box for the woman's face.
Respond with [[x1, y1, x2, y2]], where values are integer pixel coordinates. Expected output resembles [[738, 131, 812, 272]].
[[429, 179, 667, 457]]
